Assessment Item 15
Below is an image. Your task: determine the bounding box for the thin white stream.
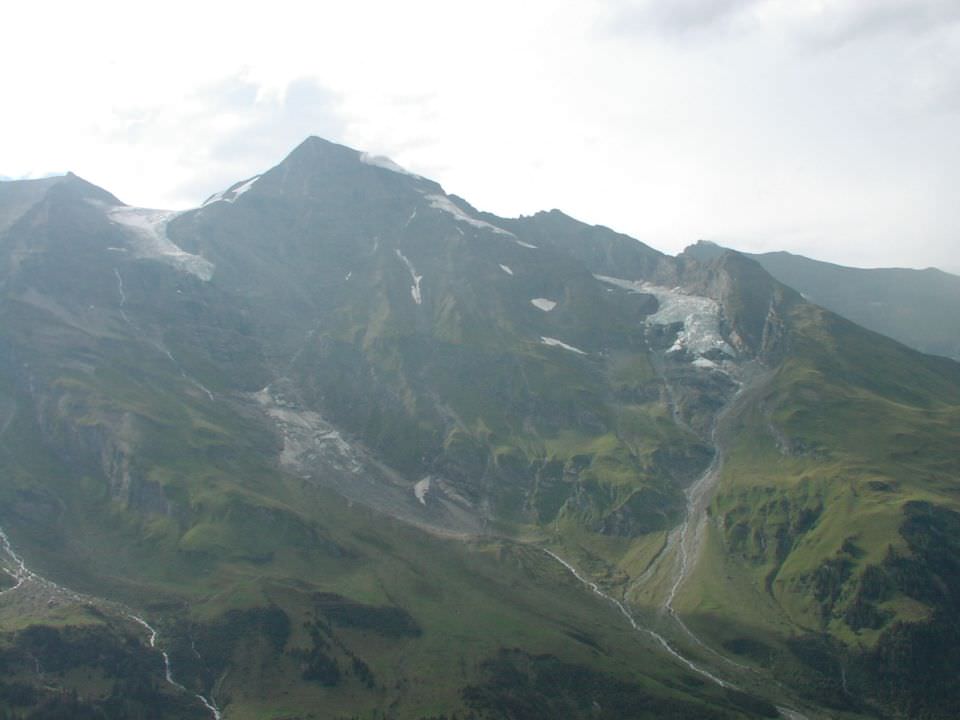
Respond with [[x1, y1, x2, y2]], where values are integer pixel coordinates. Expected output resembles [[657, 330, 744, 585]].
[[543, 549, 732, 688], [545, 549, 811, 719], [0, 523, 221, 719], [0, 527, 37, 594], [112, 267, 215, 402], [113, 268, 130, 324], [128, 614, 222, 720], [160, 347, 215, 401], [127, 614, 185, 690]]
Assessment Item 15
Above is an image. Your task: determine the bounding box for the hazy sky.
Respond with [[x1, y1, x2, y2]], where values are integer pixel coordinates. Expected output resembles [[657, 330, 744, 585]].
[[2, 0, 958, 271]]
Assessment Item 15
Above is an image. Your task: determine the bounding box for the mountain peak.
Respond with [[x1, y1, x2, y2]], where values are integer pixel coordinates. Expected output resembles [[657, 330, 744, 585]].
[[680, 239, 728, 262], [259, 136, 440, 202], [275, 136, 363, 176], [282, 136, 416, 178], [0, 172, 122, 235], [48, 172, 124, 206]]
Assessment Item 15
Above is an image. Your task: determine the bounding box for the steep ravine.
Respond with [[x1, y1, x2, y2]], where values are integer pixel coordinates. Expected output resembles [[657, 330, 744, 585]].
[[661, 380, 757, 667], [546, 365, 814, 719], [654, 366, 814, 719]]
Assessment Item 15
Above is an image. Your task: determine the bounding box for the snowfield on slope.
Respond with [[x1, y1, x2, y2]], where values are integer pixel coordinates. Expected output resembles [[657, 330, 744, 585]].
[[531, 298, 557, 312], [360, 152, 420, 177], [594, 275, 733, 358], [425, 194, 515, 236], [414, 477, 432, 505], [395, 249, 424, 304], [540, 336, 586, 355], [107, 206, 214, 281], [202, 175, 261, 206]]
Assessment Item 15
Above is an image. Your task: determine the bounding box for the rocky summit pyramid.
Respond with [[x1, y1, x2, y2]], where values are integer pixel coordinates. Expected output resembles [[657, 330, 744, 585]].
[[0, 137, 958, 719]]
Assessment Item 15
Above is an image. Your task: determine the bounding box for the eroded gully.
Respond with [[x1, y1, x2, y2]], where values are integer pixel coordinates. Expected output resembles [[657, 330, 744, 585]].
[[544, 369, 811, 719]]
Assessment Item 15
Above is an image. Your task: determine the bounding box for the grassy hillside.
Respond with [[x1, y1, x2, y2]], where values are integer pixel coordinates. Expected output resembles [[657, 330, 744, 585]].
[[681, 303, 960, 717], [4, 145, 959, 719], [0, 163, 773, 718]]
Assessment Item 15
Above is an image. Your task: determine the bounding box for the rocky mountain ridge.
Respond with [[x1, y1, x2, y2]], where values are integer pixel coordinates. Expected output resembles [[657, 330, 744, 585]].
[[0, 138, 957, 719]]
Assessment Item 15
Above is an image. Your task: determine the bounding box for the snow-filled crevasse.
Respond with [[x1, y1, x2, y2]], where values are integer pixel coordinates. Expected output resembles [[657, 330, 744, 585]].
[[540, 336, 586, 355], [395, 249, 423, 305]]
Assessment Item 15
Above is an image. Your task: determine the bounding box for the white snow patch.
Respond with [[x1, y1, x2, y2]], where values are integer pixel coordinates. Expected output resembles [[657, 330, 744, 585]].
[[531, 298, 557, 312], [425, 194, 515, 236], [692, 357, 717, 369], [107, 206, 214, 281], [593, 275, 646, 293], [594, 275, 733, 358], [499, 264, 514, 276], [359, 152, 419, 177], [202, 175, 260, 206], [515, 240, 538, 249], [345, 271, 352, 281], [231, 174, 260, 200], [540, 336, 587, 355], [395, 249, 423, 305], [414, 477, 431, 505]]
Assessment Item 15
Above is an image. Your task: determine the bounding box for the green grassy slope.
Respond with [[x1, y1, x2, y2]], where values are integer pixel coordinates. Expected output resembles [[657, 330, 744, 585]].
[[684, 303, 960, 716], [0, 355, 763, 719], [0, 161, 770, 719], [4, 143, 960, 719]]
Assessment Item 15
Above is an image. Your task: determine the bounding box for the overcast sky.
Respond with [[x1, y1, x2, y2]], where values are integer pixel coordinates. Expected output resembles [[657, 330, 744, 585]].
[[2, 0, 958, 271]]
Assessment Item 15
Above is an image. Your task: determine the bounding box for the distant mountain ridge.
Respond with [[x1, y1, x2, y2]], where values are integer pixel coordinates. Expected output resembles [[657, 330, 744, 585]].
[[686, 240, 960, 360]]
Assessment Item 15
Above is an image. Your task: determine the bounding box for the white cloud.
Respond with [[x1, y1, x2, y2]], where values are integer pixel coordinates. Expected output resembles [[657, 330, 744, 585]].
[[1, 0, 957, 270]]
